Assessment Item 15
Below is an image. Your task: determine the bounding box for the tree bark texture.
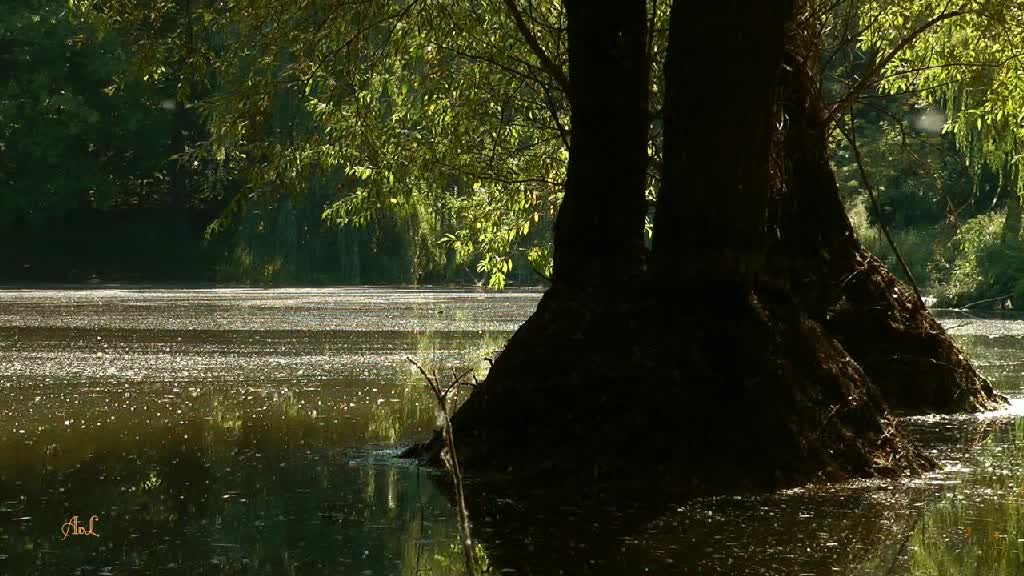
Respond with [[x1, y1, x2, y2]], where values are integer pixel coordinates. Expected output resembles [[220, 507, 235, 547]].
[[553, 0, 649, 290], [654, 0, 788, 285]]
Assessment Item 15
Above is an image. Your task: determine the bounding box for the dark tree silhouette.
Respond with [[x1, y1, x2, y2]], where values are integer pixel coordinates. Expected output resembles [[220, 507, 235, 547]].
[[410, 0, 1003, 496]]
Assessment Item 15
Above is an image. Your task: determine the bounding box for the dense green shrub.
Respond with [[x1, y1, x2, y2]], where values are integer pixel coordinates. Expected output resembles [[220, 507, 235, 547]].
[[847, 197, 946, 289], [929, 211, 1024, 307]]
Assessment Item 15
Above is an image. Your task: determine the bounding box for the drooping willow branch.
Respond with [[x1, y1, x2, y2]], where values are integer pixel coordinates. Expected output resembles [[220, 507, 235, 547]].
[[825, 8, 967, 129]]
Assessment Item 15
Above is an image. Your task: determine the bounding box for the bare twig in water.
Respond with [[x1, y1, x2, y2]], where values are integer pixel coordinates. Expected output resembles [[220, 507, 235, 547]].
[[942, 321, 971, 331], [407, 357, 477, 576]]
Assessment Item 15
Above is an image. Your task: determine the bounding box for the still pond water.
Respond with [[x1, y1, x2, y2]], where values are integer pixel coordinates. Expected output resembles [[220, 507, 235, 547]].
[[2, 288, 1024, 575]]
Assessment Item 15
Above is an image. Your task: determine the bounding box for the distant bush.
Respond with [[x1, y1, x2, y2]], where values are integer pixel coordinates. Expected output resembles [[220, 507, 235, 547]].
[[847, 197, 945, 289], [929, 211, 1024, 307]]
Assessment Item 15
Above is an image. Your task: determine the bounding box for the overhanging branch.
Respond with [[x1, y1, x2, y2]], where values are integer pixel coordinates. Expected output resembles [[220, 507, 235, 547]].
[[502, 0, 570, 96], [825, 9, 966, 129]]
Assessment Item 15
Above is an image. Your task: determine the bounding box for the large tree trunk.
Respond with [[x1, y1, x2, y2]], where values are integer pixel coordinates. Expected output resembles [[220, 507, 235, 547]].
[[414, 0, 653, 482], [653, 0, 787, 284], [406, 0, 1004, 498], [552, 0, 648, 289]]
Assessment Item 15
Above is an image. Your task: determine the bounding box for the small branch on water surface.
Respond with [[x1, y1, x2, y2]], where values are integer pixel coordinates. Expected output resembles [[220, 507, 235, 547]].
[[942, 321, 970, 331], [839, 110, 925, 308], [407, 357, 477, 576], [963, 294, 1013, 310]]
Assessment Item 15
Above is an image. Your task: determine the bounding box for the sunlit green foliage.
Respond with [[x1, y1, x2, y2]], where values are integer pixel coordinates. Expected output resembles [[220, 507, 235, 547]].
[[821, 0, 1024, 301], [846, 195, 945, 286], [858, 0, 1024, 189], [7, 0, 1023, 290], [71, 0, 577, 287], [929, 210, 1024, 305], [68, 0, 680, 287]]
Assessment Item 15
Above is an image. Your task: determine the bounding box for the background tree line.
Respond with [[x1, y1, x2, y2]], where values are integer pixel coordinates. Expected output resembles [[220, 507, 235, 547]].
[[1, 0, 1021, 301]]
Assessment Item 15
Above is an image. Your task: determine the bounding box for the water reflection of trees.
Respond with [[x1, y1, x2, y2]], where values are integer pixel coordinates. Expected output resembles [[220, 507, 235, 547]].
[[902, 417, 1024, 576], [0, 403, 476, 574], [946, 334, 1024, 395], [0, 328, 511, 574]]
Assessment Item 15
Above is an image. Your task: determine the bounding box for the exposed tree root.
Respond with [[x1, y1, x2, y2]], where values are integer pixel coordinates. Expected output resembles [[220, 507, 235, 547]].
[[764, 47, 1007, 419], [825, 253, 1004, 413], [406, 278, 940, 498]]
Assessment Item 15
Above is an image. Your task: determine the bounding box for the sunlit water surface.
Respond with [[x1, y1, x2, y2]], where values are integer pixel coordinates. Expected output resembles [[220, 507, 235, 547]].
[[1, 291, 1024, 575]]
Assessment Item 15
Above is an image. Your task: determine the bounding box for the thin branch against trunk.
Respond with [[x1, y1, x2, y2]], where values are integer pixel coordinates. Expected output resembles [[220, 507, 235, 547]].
[[542, 84, 570, 150], [825, 9, 966, 128], [840, 111, 925, 307], [502, 0, 570, 96]]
